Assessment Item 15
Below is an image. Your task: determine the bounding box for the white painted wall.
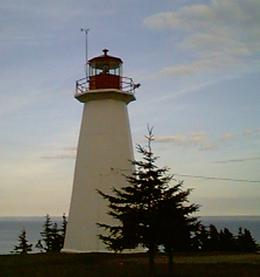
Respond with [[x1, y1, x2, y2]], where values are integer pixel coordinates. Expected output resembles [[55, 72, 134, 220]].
[[63, 91, 135, 252]]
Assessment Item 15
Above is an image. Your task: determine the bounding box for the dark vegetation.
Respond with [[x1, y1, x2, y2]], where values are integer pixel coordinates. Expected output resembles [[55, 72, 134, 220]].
[[35, 214, 67, 253], [0, 252, 260, 277], [11, 229, 32, 254], [195, 224, 258, 252], [12, 214, 67, 254]]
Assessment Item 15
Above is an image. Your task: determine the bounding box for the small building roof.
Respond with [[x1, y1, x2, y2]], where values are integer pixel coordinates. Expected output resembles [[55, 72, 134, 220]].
[[88, 49, 123, 70]]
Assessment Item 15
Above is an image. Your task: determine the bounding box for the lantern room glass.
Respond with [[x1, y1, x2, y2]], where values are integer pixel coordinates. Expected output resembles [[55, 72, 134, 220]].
[[88, 63, 122, 77]]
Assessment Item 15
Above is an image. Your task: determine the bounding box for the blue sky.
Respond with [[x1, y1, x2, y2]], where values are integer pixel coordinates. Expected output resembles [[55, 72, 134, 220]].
[[0, 0, 259, 216]]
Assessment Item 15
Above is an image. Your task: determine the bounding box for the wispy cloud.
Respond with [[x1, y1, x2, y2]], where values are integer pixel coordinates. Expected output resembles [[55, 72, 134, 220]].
[[62, 147, 77, 152], [0, 1, 117, 46], [213, 156, 260, 164], [152, 76, 235, 103], [41, 154, 76, 160], [155, 132, 207, 144], [220, 128, 260, 141], [155, 132, 217, 151], [144, 0, 260, 76], [1, 1, 86, 23], [220, 133, 237, 141], [41, 147, 76, 160], [243, 128, 260, 136], [154, 127, 260, 151], [199, 144, 218, 151]]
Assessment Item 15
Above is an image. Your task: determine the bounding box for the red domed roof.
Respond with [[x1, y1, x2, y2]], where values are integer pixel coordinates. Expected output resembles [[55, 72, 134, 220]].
[[88, 49, 123, 70]]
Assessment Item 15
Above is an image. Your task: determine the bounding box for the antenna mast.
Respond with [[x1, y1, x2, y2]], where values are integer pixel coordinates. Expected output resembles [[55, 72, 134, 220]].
[[80, 28, 90, 80]]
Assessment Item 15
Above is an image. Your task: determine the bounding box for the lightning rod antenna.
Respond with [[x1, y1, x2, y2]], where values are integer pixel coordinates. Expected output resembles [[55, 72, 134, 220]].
[[80, 28, 90, 80]]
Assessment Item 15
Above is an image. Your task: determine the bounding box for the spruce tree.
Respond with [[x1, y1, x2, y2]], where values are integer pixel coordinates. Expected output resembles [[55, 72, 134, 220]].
[[12, 229, 32, 254], [50, 222, 63, 252], [61, 213, 67, 239], [98, 128, 199, 274], [156, 180, 199, 272], [51, 214, 67, 252], [237, 227, 257, 252], [36, 214, 67, 253], [219, 228, 237, 251], [36, 214, 53, 252], [207, 224, 220, 251], [193, 224, 210, 251]]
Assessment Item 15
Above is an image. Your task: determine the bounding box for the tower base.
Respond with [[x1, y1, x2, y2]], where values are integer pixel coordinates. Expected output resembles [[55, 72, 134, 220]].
[[63, 89, 135, 252]]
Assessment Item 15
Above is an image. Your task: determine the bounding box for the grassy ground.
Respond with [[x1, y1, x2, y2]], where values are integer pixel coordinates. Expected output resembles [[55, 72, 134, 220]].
[[0, 252, 259, 277]]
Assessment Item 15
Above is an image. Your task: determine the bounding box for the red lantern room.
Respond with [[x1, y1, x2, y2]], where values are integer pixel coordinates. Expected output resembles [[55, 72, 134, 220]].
[[75, 49, 140, 97], [88, 49, 122, 90]]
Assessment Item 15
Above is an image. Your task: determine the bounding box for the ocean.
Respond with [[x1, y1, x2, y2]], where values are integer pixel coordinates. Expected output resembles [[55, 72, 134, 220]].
[[0, 216, 259, 255], [0, 216, 63, 255]]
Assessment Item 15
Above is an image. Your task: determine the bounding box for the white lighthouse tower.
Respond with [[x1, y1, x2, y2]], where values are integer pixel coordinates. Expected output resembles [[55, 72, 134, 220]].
[[63, 49, 138, 252]]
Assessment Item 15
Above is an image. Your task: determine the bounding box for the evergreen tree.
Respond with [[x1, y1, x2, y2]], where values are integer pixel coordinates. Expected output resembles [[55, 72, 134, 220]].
[[156, 180, 199, 272], [36, 214, 67, 253], [61, 213, 67, 239], [12, 229, 32, 254], [193, 224, 209, 251], [51, 214, 67, 252], [50, 222, 63, 252], [98, 128, 199, 274], [207, 224, 220, 251], [219, 228, 237, 251], [36, 214, 53, 252], [237, 227, 257, 252]]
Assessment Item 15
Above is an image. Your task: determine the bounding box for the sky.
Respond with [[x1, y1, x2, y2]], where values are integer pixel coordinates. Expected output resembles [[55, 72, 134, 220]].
[[0, 0, 259, 216]]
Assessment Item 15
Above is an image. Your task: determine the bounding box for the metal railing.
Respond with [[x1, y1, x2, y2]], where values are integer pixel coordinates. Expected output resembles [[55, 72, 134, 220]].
[[75, 75, 140, 97], [75, 77, 88, 95]]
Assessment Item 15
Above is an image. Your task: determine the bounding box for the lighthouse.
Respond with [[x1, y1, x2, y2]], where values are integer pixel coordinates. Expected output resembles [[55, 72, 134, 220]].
[[63, 49, 138, 252]]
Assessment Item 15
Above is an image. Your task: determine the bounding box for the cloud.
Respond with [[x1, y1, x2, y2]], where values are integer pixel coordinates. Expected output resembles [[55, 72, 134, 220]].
[[0, 2, 76, 46], [216, 128, 260, 152], [220, 132, 238, 141], [155, 132, 207, 144], [220, 128, 260, 141], [214, 156, 260, 164], [0, 1, 117, 46], [155, 132, 217, 151], [41, 154, 76, 160], [154, 127, 260, 152], [150, 75, 237, 104], [144, 0, 260, 76], [199, 143, 218, 151], [243, 128, 260, 136], [1, 1, 85, 23], [62, 147, 77, 152], [41, 146, 76, 160], [196, 196, 260, 216]]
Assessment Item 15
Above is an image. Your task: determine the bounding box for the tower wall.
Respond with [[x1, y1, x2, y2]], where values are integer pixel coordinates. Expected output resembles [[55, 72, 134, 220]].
[[63, 91, 134, 252]]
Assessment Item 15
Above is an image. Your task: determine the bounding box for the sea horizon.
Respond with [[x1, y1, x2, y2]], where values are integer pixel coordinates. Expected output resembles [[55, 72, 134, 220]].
[[0, 215, 259, 255]]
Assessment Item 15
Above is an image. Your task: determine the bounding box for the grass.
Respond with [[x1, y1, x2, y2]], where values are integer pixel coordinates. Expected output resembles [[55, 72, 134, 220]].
[[0, 252, 259, 276]]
